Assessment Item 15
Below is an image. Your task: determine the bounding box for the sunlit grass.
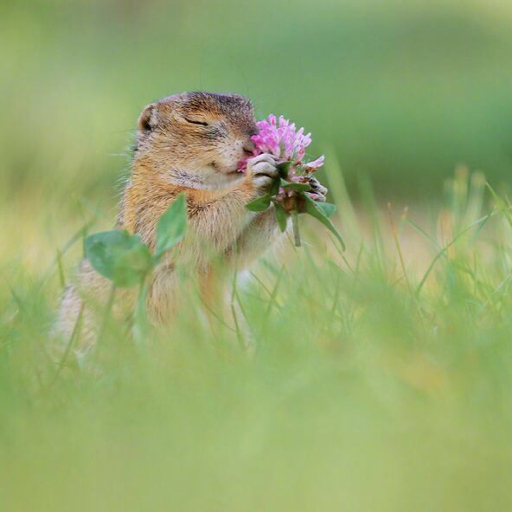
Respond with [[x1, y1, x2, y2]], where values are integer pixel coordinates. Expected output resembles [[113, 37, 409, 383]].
[[2, 1, 512, 508], [1, 163, 512, 510]]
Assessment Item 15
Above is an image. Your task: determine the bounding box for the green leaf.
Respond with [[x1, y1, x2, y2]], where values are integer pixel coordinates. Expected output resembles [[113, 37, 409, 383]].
[[316, 202, 337, 218], [276, 161, 292, 179], [280, 179, 312, 192], [269, 176, 281, 197], [85, 230, 153, 288], [274, 202, 288, 232], [154, 193, 188, 260], [246, 194, 272, 212], [303, 195, 346, 250]]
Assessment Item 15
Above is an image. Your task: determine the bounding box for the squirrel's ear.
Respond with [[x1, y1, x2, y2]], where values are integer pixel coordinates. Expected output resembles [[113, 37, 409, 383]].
[[137, 103, 158, 132]]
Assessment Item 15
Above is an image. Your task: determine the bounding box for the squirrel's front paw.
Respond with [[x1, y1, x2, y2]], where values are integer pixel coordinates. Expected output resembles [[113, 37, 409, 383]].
[[307, 177, 328, 202], [246, 153, 278, 195], [282, 178, 328, 214]]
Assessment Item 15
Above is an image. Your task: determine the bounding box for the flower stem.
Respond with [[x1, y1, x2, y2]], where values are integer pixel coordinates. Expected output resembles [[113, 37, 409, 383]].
[[291, 209, 301, 247], [133, 277, 149, 347], [98, 283, 116, 343]]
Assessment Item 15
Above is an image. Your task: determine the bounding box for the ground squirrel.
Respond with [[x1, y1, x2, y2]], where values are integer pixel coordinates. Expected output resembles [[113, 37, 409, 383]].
[[56, 92, 326, 346]]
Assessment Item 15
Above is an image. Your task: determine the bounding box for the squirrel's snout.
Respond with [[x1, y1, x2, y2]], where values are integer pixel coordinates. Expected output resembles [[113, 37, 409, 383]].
[[242, 140, 255, 155]]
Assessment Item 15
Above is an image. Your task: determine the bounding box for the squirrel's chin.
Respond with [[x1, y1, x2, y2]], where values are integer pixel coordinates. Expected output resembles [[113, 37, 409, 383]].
[[216, 164, 244, 177], [197, 166, 241, 188], [219, 170, 243, 182]]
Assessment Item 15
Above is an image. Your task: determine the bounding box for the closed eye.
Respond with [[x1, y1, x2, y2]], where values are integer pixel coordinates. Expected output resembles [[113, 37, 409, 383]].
[[184, 118, 208, 126]]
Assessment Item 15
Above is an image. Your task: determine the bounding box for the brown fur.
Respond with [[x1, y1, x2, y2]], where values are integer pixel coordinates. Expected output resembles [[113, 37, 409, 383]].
[[55, 92, 287, 348]]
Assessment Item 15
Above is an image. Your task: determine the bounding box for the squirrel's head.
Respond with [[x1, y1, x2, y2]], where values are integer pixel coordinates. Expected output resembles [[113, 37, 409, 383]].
[[133, 92, 257, 187]]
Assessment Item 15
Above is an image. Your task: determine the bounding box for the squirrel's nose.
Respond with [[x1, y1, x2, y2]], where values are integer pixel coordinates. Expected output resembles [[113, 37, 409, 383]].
[[242, 140, 255, 155]]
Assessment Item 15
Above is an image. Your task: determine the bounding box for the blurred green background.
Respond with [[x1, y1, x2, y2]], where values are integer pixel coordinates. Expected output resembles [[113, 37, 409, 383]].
[[4, 0, 512, 271], [2, 0, 512, 209], [3, 3, 512, 510]]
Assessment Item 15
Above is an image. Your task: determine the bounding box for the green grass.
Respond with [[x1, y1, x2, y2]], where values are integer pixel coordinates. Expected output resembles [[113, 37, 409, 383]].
[[2, 166, 512, 511], [2, 1, 512, 508]]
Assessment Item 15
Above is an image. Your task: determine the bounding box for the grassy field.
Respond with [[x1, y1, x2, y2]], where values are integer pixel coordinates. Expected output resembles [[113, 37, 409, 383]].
[[2, 0, 512, 510], [2, 164, 512, 510]]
